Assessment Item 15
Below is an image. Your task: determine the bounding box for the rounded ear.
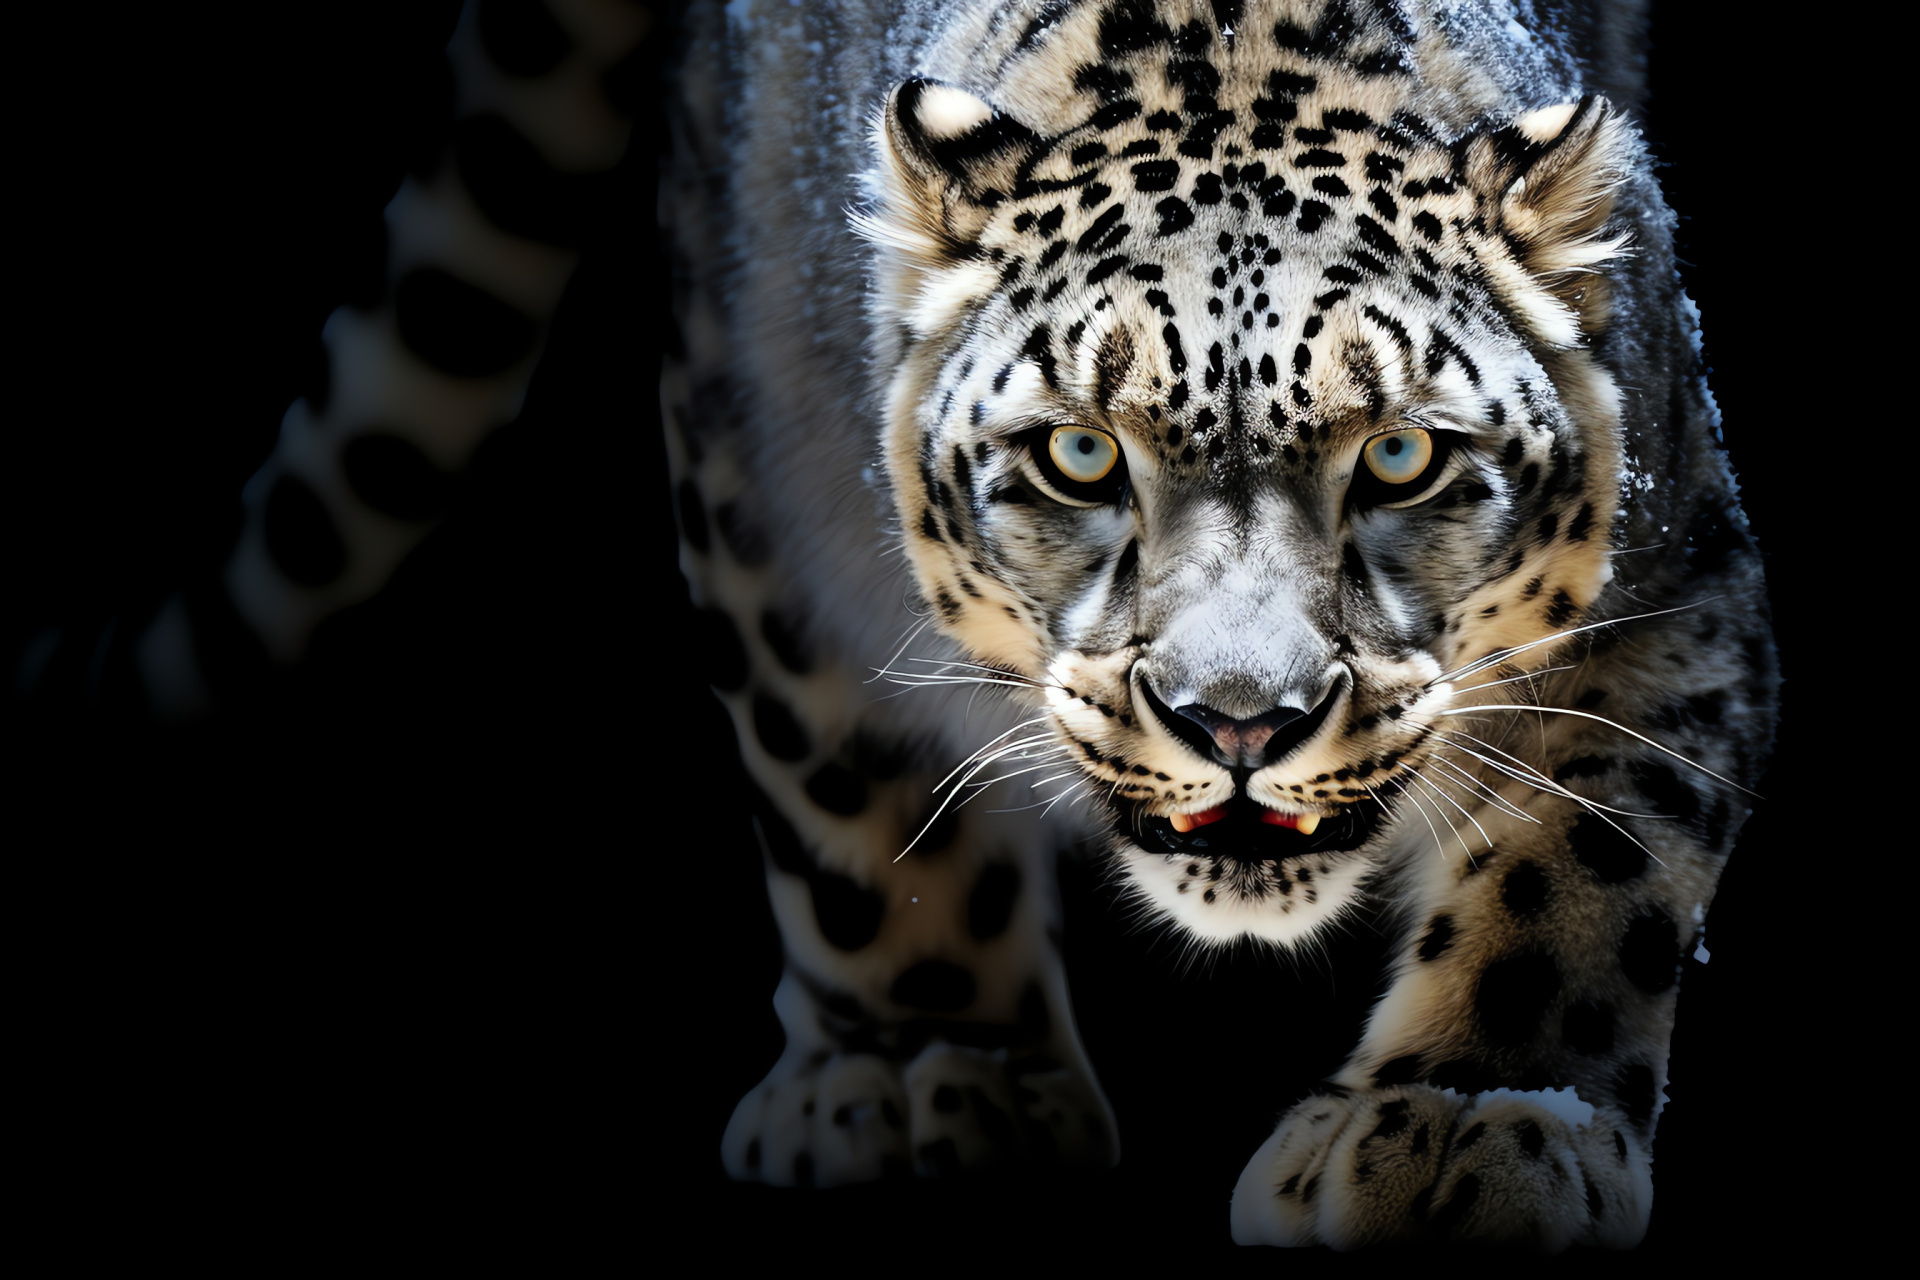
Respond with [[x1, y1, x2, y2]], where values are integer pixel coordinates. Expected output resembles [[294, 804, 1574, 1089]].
[[1463, 96, 1637, 346], [871, 79, 1035, 258]]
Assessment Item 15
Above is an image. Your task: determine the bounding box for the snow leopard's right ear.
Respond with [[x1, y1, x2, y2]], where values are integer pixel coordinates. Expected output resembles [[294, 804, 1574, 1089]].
[[868, 79, 1035, 262]]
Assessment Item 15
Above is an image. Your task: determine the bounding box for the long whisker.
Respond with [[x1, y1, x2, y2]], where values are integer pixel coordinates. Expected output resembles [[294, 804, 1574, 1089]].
[[1042, 779, 1094, 820], [1388, 775, 1453, 862], [874, 669, 1043, 690], [1436, 732, 1668, 870], [931, 719, 1052, 793], [1431, 600, 1715, 686], [959, 750, 1074, 802], [1451, 664, 1575, 697], [1406, 770, 1489, 863], [899, 727, 1061, 861], [1423, 752, 1540, 825], [865, 614, 937, 685], [1449, 705, 1754, 795], [1436, 731, 1665, 820], [900, 656, 1048, 681]]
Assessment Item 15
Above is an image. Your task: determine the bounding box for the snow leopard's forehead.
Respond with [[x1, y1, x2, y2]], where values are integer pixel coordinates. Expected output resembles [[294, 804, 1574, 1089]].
[[916, 0, 1552, 479]]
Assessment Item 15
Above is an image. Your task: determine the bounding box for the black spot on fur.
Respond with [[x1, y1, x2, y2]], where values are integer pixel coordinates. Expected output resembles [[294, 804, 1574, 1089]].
[[1099, 0, 1174, 56], [715, 502, 771, 567], [395, 268, 535, 377], [1131, 158, 1180, 192], [1630, 760, 1700, 825], [1515, 1120, 1545, 1159], [1366, 1098, 1414, 1143], [760, 609, 812, 674], [752, 692, 810, 761], [1568, 813, 1647, 882], [967, 863, 1021, 940], [1475, 950, 1561, 1048], [1553, 755, 1612, 782], [804, 762, 868, 817], [1619, 908, 1681, 993], [1683, 506, 1744, 580], [263, 475, 346, 586], [811, 869, 885, 951], [1501, 861, 1550, 917], [1418, 914, 1455, 960], [1342, 541, 1369, 591], [891, 960, 977, 1012], [1562, 999, 1615, 1055]]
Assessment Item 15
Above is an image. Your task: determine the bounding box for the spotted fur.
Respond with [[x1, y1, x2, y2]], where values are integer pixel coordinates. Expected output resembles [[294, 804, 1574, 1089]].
[[666, 0, 1774, 1250]]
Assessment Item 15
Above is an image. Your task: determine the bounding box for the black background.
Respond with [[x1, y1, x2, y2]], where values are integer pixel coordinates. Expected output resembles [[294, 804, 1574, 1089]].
[[8, 3, 1843, 1263]]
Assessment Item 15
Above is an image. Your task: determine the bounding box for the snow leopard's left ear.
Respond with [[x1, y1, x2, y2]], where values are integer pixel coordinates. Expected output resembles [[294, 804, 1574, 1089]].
[[1464, 96, 1637, 346], [867, 79, 1035, 264]]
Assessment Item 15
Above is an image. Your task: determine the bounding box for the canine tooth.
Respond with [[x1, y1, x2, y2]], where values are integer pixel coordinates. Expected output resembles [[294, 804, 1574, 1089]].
[[1296, 814, 1320, 835], [1171, 812, 1194, 833]]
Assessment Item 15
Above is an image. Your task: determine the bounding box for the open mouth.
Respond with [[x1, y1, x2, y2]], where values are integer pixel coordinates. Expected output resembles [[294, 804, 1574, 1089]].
[[1123, 792, 1385, 861]]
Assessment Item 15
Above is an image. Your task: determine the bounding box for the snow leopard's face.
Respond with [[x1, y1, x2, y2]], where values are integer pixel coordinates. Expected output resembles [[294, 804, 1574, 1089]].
[[864, 13, 1633, 942]]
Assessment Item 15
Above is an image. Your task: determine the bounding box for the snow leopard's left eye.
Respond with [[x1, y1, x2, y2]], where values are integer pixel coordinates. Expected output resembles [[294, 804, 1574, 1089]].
[[1350, 427, 1455, 509], [1028, 425, 1127, 506]]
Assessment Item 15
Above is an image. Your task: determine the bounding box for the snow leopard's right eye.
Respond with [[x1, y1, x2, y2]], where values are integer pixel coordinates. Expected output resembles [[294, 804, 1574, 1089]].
[[1026, 425, 1128, 507]]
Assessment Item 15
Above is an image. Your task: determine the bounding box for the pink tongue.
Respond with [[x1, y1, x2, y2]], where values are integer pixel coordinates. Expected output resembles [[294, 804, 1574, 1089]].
[[1173, 804, 1308, 832]]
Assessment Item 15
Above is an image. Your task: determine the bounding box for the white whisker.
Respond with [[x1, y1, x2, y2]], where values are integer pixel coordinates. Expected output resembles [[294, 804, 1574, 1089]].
[[1435, 731, 1663, 819], [1406, 770, 1489, 863], [1433, 600, 1715, 686], [1436, 732, 1668, 870], [1388, 776, 1451, 862], [865, 614, 937, 685], [1453, 664, 1575, 696], [1423, 752, 1540, 825], [1452, 705, 1753, 795]]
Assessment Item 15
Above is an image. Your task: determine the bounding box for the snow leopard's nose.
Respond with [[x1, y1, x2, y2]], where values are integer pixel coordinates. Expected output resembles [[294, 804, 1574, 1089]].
[[1140, 678, 1343, 770]]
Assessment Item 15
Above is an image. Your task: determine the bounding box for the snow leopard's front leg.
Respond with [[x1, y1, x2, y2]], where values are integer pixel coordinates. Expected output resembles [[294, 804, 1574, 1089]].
[[708, 692, 1119, 1185], [1233, 643, 1756, 1249]]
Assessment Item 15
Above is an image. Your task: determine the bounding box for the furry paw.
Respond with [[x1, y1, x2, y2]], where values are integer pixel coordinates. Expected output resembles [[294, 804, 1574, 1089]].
[[1230, 1086, 1650, 1250], [723, 1045, 1115, 1186]]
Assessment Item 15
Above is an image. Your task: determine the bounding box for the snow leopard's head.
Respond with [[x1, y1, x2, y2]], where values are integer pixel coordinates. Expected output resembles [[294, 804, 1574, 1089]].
[[860, 7, 1634, 944]]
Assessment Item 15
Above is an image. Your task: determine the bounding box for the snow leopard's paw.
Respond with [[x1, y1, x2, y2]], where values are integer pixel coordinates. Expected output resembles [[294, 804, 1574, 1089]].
[[1231, 1086, 1651, 1250], [722, 1043, 1115, 1186]]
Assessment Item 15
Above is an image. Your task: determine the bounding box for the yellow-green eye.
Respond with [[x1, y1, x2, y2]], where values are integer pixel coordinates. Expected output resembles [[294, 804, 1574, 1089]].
[[1027, 425, 1128, 506], [1350, 426, 1456, 510], [1048, 427, 1119, 484], [1362, 429, 1433, 485]]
